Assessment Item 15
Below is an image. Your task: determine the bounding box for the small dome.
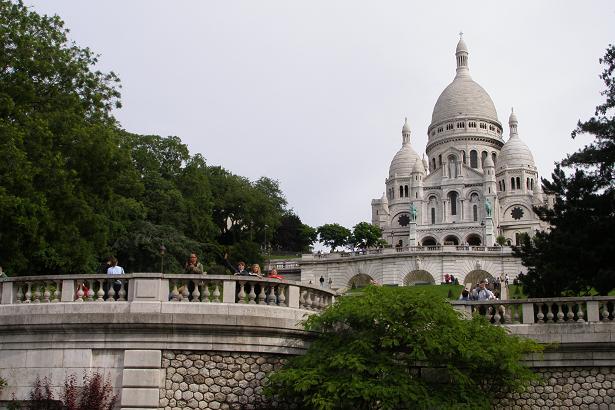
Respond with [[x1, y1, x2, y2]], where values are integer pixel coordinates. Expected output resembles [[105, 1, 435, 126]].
[[483, 154, 494, 168], [498, 135, 535, 170], [456, 37, 468, 53], [412, 158, 425, 174], [389, 144, 420, 177], [509, 108, 518, 125], [402, 117, 411, 133]]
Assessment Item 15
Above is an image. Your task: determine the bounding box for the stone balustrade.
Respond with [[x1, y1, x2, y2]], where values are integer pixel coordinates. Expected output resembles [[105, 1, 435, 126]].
[[303, 244, 511, 260], [451, 297, 615, 325], [0, 274, 335, 312]]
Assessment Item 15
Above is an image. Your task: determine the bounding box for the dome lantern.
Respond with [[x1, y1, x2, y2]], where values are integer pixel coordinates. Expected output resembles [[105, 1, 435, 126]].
[[455, 31, 469, 77]]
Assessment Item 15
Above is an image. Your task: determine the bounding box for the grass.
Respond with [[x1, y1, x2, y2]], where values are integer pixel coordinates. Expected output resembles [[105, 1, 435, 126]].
[[347, 284, 464, 300]]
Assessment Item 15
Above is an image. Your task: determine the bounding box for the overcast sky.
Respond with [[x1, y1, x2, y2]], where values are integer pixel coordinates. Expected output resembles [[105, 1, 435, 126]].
[[27, 1, 615, 230]]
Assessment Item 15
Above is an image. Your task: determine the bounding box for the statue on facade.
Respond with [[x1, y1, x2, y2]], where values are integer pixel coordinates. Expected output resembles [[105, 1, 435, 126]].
[[485, 198, 492, 217], [410, 202, 417, 222]]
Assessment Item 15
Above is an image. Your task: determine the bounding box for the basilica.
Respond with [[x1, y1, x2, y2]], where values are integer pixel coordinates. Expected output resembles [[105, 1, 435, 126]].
[[300, 37, 553, 289], [371, 36, 552, 248]]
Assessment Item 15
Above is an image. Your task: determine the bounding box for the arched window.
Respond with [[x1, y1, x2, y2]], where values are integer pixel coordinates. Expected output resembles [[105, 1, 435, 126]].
[[447, 155, 457, 178], [462, 151, 467, 164], [438, 154, 442, 167], [526, 178, 530, 189], [511, 177, 515, 190], [492, 152, 497, 166], [400, 186, 404, 197], [448, 191, 458, 216], [503, 180, 506, 191], [432, 158, 436, 171], [404, 185, 408, 197], [516, 177, 521, 190], [473, 204, 478, 221], [481, 151, 488, 168], [431, 208, 436, 224], [530, 179, 534, 190], [470, 150, 478, 168]]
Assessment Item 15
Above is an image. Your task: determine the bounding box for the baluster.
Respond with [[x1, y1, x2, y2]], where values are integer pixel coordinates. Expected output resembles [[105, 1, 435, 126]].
[[16, 284, 24, 303], [181, 282, 190, 302], [566, 302, 575, 322], [117, 280, 126, 301], [555, 302, 564, 323], [237, 281, 246, 304], [24, 282, 32, 303], [493, 304, 502, 324], [191, 281, 201, 302], [601, 303, 611, 321], [258, 285, 267, 305], [512, 304, 520, 324], [202, 283, 210, 303], [76, 281, 84, 302], [43, 282, 51, 303], [247, 283, 257, 304], [278, 285, 286, 307], [546, 303, 554, 323], [96, 280, 105, 302], [299, 290, 307, 309], [501, 304, 510, 324], [576, 302, 585, 322], [33, 282, 42, 303], [170, 281, 179, 301], [86, 280, 95, 302], [212, 282, 221, 303], [311, 291, 319, 310], [267, 285, 277, 306], [52, 280, 61, 303], [536, 304, 545, 323], [486, 305, 494, 322], [107, 278, 116, 302]]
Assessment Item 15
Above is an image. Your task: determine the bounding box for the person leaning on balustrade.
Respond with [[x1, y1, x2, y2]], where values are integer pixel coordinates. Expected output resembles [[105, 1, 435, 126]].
[[250, 264, 263, 277], [184, 252, 205, 275], [267, 268, 284, 280]]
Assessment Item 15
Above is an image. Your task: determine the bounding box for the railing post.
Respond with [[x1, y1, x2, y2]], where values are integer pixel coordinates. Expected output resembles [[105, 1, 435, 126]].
[[61, 279, 75, 302], [586, 301, 599, 323], [1, 282, 13, 304], [287, 285, 300, 308], [222, 280, 236, 303], [128, 274, 166, 302], [521, 303, 535, 324]]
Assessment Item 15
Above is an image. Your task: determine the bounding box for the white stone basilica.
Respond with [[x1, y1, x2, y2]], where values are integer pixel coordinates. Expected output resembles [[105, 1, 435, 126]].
[[371, 36, 551, 248], [300, 36, 554, 290]]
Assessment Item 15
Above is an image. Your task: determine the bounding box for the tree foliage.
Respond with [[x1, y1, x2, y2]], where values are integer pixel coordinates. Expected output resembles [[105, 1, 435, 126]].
[[265, 286, 541, 409], [317, 223, 351, 251], [272, 211, 317, 253], [0, 1, 313, 276], [350, 222, 384, 249], [514, 45, 615, 296]]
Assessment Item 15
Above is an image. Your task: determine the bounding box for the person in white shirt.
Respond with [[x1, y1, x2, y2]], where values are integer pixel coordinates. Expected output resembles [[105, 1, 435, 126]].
[[107, 257, 124, 275], [475, 279, 495, 300]]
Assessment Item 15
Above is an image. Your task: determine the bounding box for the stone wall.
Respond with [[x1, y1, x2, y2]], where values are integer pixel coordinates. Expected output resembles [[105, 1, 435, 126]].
[[159, 351, 286, 410], [495, 367, 615, 409]]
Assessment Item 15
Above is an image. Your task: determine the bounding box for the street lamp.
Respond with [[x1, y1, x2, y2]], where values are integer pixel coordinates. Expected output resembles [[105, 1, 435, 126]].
[[159, 244, 166, 273]]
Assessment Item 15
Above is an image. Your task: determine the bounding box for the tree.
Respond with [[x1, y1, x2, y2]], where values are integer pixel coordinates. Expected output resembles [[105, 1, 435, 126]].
[[272, 212, 317, 253], [317, 223, 350, 251], [514, 45, 615, 297], [265, 286, 541, 409], [350, 222, 384, 249]]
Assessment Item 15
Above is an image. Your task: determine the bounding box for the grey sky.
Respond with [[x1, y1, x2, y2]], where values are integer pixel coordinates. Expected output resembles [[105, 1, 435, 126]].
[[26, 1, 615, 230]]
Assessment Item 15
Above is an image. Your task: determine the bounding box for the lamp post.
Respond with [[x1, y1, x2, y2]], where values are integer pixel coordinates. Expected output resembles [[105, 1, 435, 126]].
[[159, 244, 166, 273]]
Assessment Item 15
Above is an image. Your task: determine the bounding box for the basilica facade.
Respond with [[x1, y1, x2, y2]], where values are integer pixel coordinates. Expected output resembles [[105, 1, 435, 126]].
[[371, 36, 552, 248]]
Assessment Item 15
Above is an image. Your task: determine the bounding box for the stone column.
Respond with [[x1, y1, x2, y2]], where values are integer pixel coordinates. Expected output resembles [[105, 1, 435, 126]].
[[1, 282, 13, 304], [484, 216, 495, 246], [408, 222, 417, 246], [121, 350, 162, 410]]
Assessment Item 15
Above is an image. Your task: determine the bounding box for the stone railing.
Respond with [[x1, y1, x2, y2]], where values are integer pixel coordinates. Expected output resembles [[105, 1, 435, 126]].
[[0, 273, 335, 312], [451, 297, 615, 325], [303, 245, 512, 260]]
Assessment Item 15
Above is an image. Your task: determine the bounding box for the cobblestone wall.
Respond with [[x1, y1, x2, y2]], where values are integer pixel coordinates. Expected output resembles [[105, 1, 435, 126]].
[[495, 367, 615, 409], [159, 351, 285, 410]]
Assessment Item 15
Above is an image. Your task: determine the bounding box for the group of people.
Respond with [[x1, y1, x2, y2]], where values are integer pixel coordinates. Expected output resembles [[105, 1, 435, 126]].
[[223, 253, 284, 279], [458, 279, 498, 301]]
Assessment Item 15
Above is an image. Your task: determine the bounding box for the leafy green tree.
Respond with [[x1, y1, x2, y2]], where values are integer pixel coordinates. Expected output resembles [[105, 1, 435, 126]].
[[266, 286, 541, 409], [317, 223, 350, 251], [515, 45, 615, 296], [350, 222, 384, 249], [272, 212, 317, 252]]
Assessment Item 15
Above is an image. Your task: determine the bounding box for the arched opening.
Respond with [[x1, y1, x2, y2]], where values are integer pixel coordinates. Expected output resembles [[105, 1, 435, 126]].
[[462, 151, 467, 164], [516, 177, 521, 190], [448, 191, 458, 216], [443, 235, 459, 245], [466, 234, 481, 246], [404, 185, 408, 197], [447, 155, 457, 178], [430, 208, 435, 224], [464, 270, 495, 286], [470, 150, 478, 168], [421, 236, 437, 246], [511, 177, 515, 190], [481, 151, 488, 168], [403, 270, 436, 286], [473, 204, 478, 221], [347, 273, 374, 290], [399, 186, 403, 197], [492, 152, 497, 166]]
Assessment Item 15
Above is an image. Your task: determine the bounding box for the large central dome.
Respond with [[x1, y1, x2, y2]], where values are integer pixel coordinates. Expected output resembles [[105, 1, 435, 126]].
[[430, 37, 499, 127]]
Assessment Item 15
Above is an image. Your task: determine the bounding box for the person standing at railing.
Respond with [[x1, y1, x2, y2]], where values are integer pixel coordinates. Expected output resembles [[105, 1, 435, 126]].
[[473, 279, 495, 301], [224, 253, 250, 276], [185, 253, 205, 275], [267, 268, 284, 280], [107, 257, 124, 275], [250, 264, 263, 277]]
